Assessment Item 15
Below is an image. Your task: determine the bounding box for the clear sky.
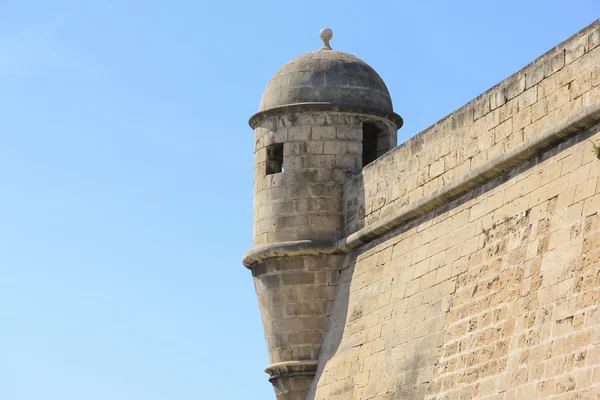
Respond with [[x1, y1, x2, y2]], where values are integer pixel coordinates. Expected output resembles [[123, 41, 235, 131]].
[[0, 1, 597, 399]]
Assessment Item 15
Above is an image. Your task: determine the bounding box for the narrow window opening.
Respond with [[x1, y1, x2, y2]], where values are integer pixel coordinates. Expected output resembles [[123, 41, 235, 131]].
[[266, 143, 284, 175], [362, 122, 381, 167]]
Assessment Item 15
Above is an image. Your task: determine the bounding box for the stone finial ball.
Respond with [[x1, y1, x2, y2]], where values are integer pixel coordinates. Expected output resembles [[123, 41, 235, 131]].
[[319, 28, 333, 42]]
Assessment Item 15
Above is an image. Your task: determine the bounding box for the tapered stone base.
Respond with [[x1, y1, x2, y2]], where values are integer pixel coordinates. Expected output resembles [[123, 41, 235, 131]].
[[248, 251, 344, 399]]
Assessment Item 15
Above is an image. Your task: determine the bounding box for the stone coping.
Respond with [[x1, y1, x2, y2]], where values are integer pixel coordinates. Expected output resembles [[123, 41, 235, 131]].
[[243, 100, 600, 268], [264, 360, 319, 382], [248, 102, 403, 129]]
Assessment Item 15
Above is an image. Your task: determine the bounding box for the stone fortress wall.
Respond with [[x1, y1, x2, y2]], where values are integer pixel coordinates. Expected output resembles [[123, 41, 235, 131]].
[[312, 20, 600, 399], [245, 20, 600, 400]]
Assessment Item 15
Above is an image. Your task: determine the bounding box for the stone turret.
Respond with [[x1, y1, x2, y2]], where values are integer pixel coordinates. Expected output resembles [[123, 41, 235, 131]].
[[243, 29, 402, 399]]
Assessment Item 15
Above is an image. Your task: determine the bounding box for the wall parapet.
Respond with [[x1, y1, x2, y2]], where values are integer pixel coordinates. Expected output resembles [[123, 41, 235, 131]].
[[345, 19, 600, 235], [341, 101, 600, 250]]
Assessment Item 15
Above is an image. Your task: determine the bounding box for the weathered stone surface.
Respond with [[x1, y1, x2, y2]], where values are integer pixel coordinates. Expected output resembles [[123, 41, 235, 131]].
[[258, 50, 393, 113], [247, 20, 600, 400], [347, 20, 600, 237], [253, 111, 397, 247]]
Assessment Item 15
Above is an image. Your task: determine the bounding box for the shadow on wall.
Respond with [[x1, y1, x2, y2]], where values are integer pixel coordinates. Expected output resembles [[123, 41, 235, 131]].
[[306, 170, 366, 398], [307, 252, 356, 400], [306, 121, 600, 399], [306, 240, 434, 399], [309, 167, 439, 399], [344, 169, 366, 234]]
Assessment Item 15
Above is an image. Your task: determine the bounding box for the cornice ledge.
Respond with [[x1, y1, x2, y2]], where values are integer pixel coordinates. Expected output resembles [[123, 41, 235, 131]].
[[264, 360, 319, 382], [242, 239, 340, 268], [249, 102, 403, 129]]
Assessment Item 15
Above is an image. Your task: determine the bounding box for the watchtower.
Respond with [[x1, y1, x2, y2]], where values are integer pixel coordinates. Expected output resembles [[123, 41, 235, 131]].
[[243, 29, 402, 399]]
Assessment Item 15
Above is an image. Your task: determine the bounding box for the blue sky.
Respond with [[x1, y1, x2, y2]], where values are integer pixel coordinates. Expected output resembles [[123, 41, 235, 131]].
[[0, 1, 597, 399]]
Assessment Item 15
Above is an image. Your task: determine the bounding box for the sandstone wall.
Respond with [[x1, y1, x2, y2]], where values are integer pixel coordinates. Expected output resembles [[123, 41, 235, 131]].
[[313, 19, 600, 399], [345, 20, 600, 236]]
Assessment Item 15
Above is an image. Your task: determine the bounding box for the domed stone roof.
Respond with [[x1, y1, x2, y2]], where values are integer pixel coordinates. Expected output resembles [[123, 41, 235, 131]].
[[258, 49, 394, 112], [250, 29, 402, 129]]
